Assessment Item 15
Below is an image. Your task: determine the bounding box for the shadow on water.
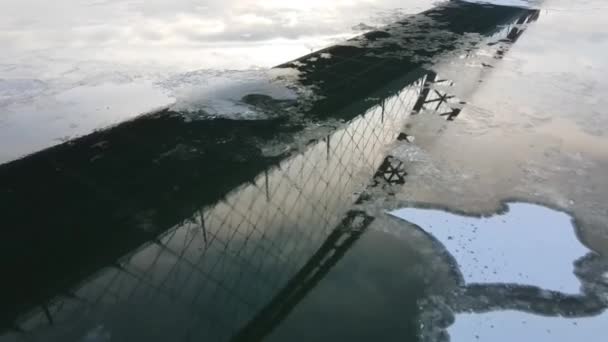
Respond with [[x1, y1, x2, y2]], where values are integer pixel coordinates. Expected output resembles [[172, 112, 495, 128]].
[[0, 1, 567, 341]]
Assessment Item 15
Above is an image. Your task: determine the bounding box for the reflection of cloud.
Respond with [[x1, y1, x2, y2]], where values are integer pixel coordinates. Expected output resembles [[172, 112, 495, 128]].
[[0, 0, 430, 115], [171, 15, 227, 41], [0, 0, 421, 46]]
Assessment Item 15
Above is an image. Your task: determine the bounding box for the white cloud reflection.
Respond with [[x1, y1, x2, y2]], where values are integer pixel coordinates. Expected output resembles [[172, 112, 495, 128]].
[[0, 0, 435, 162]]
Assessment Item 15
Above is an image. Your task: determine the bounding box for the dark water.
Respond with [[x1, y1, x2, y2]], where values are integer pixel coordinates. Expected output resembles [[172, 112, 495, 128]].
[[2, 1, 608, 341]]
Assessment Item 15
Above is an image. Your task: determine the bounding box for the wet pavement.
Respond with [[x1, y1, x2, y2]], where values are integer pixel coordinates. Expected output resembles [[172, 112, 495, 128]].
[[1, 0, 608, 341]]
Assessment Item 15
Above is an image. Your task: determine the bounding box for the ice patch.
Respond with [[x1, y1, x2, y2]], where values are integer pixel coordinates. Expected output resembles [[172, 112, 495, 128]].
[[352, 23, 377, 31], [163, 68, 303, 120], [389, 202, 590, 294], [390, 143, 432, 163], [0, 78, 47, 99]]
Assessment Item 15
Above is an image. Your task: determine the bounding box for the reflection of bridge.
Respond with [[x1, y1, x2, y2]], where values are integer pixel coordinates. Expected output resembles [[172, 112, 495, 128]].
[[7, 68, 427, 342], [0, 2, 539, 340]]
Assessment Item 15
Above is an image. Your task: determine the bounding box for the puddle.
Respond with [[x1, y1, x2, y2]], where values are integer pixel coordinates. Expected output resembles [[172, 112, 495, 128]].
[[386, 202, 608, 341], [389, 202, 589, 294], [2, 1, 608, 342]]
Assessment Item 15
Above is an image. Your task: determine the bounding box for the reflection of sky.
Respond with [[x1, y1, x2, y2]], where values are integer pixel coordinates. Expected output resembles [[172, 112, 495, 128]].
[[0, 0, 431, 73], [0, 0, 432, 163], [389, 203, 590, 294], [450, 310, 608, 342]]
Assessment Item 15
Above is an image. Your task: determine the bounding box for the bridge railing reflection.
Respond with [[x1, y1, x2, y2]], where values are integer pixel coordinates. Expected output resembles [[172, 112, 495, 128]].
[[8, 5, 543, 340], [12, 75, 426, 341]]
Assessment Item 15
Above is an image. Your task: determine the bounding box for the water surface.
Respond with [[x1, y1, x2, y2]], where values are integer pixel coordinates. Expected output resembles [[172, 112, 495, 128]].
[[1, 0, 608, 341]]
